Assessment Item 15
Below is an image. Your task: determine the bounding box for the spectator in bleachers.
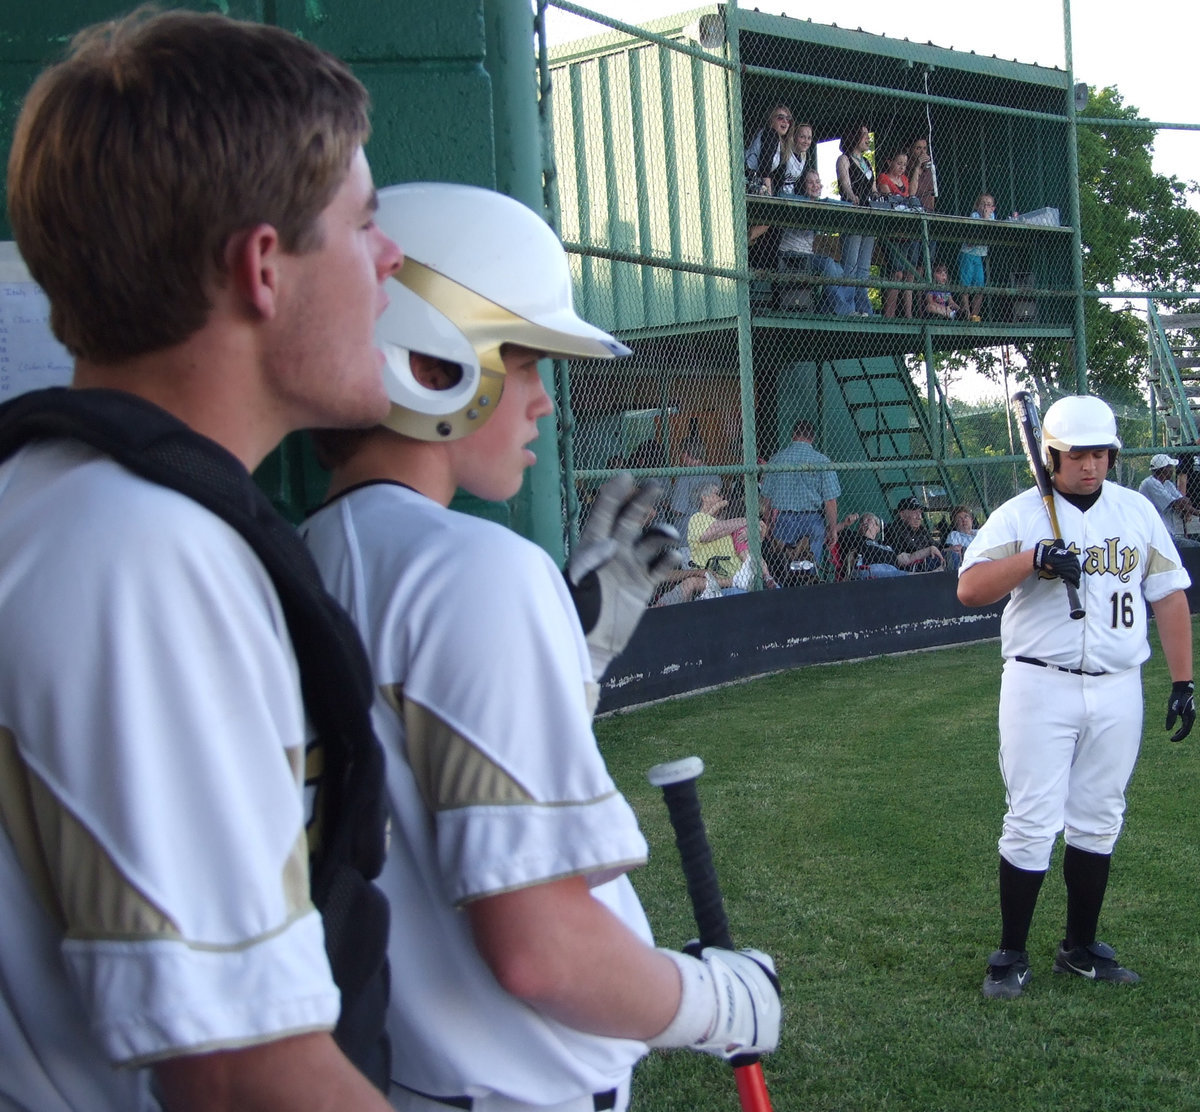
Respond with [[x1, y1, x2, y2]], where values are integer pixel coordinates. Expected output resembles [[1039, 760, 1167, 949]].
[[728, 496, 779, 591], [877, 149, 917, 318], [1138, 453, 1200, 548], [958, 193, 995, 322], [745, 107, 813, 198], [841, 513, 908, 579], [652, 566, 712, 606], [942, 505, 979, 571], [667, 437, 720, 534], [777, 168, 855, 315], [884, 496, 945, 571], [761, 418, 840, 568], [746, 104, 805, 262], [687, 481, 749, 594], [835, 122, 878, 315], [907, 137, 937, 214], [924, 260, 965, 319]]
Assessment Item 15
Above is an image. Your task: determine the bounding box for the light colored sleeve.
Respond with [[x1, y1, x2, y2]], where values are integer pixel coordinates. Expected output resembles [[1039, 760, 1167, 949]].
[[397, 530, 649, 905], [4, 477, 336, 1066], [744, 131, 763, 172], [1138, 476, 1174, 514]]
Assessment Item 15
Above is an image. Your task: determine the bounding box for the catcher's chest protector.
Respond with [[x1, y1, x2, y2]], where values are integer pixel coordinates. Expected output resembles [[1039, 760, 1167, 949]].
[[0, 387, 392, 1091]]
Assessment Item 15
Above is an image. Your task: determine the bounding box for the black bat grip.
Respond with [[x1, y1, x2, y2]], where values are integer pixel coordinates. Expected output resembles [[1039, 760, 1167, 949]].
[[657, 776, 733, 949], [649, 759, 769, 1080], [1066, 583, 1085, 620]]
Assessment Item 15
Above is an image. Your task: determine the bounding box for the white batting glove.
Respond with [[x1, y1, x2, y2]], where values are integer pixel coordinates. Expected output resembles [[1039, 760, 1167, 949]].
[[566, 473, 682, 680], [648, 946, 782, 1059]]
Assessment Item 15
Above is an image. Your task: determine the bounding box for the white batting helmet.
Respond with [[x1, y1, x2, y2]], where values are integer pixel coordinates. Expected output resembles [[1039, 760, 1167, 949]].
[[1042, 395, 1121, 468], [373, 182, 630, 441]]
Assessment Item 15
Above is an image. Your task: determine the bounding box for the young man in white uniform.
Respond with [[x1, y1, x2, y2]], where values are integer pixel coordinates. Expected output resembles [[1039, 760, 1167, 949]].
[[959, 396, 1194, 1000], [302, 183, 782, 1112], [0, 11, 401, 1109]]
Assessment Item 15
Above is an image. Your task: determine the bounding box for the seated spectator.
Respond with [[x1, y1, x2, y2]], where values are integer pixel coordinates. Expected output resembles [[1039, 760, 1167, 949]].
[[728, 496, 780, 590], [687, 482, 749, 594], [958, 193, 996, 321], [883, 496, 945, 572], [877, 149, 917, 318], [668, 437, 720, 534], [654, 566, 712, 606], [840, 513, 907, 579], [761, 418, 840, 567], [942, 505, 978, 570], [924, 261, 965, 319], [1138, 453, 1200, 548], [777, 169, 855, 315]]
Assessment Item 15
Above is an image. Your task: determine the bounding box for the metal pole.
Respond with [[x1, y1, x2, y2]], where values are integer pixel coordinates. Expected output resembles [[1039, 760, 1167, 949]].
[[1062, 0, 1089, 393], [722, 0, 765, 584], [488, 0, 567, 561]]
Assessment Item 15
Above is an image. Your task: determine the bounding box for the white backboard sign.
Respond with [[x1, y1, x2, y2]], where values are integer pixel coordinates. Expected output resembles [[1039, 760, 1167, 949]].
[[0, 241, 74, 399]]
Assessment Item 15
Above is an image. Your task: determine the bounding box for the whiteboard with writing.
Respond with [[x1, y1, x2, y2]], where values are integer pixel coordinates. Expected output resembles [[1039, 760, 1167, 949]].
[[0, 241, 74, 399]]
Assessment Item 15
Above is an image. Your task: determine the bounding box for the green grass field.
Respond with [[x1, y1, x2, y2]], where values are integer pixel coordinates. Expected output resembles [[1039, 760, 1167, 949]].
[[597, 625, 1200, 1111]]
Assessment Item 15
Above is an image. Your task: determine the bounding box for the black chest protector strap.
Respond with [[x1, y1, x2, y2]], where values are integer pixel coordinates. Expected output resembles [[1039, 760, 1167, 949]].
[[0, 387, 391, 1090]]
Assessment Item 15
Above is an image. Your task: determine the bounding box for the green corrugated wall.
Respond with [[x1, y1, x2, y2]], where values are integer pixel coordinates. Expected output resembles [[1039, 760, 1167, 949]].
[[1, 1, 563, 551]]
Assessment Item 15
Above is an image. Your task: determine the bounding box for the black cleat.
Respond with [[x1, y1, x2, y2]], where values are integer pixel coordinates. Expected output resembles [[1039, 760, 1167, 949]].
[[982, 949, 1031, 999], [1052, 941, 1140, 983]]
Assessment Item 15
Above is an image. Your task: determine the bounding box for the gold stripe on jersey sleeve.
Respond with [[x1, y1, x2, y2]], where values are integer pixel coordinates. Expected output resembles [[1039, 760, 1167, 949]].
[[383, 684, 535, 813], [2, 728, 313, 938], [975, 540, 1022, 562], [1146, 543, 1183, 577], [0, 727, 179, 939]]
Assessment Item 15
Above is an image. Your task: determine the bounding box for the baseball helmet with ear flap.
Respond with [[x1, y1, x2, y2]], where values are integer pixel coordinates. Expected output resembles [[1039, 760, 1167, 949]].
[[373, 182, 630, 442], [1041, 395, 1121, 471]]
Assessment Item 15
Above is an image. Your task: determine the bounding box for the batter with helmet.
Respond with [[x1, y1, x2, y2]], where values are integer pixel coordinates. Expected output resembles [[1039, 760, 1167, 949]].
[[301, 182, 781, 1110], [959, 394, 1195, 999]]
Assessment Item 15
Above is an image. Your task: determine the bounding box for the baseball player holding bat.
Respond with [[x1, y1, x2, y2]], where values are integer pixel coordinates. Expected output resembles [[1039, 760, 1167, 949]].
[[302, 183, 780, 1110], [959, 394, 1195, 999]]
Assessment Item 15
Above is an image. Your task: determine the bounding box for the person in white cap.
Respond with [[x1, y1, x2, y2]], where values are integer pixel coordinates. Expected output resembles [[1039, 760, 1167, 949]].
[[1138, 452, 1200, 547], [301, 182, 781, 1112]]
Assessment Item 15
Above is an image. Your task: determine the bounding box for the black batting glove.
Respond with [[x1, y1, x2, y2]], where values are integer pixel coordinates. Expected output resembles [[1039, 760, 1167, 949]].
[[1033, 539, 1081, 589], [1166, 680, 1195, 742]]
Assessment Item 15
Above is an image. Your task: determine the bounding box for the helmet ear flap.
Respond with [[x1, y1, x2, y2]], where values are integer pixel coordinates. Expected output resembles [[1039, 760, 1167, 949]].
[[1046, 446, 1061, 473]]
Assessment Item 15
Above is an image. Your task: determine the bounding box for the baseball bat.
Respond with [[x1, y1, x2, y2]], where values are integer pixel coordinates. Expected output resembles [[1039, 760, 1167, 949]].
[[646, 756, 774, 1112], [1010, 390, 1085, 619]]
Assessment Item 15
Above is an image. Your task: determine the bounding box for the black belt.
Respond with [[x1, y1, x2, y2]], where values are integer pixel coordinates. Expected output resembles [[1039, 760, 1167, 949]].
[[404, 1088, 618, 1111], [1015, 655, 1106, 677]]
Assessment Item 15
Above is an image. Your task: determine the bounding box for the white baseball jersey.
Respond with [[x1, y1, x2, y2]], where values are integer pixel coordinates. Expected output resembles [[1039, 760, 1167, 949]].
[[0, 441, 339, 1112], [302, 483, 653, 1108], [961, 482, 1190, 673], [964, 479, 1191, 871]]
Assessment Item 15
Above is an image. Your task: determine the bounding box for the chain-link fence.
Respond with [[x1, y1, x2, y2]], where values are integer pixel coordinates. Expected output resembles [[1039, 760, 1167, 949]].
[[538, 2, 1200, 597]]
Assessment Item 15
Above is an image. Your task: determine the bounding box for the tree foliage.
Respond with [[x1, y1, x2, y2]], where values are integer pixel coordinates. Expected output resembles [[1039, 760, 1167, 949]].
[[934, 86, 1200, 411]]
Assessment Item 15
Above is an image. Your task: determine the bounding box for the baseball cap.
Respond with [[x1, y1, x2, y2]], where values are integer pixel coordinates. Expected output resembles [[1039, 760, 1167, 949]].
[[1151, 453, 1179, 469], [895, 496, 923, 512]]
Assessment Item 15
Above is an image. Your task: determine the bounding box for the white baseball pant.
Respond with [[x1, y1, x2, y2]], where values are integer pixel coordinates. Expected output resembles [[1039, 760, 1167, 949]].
[[997, 658, 1143, 871]]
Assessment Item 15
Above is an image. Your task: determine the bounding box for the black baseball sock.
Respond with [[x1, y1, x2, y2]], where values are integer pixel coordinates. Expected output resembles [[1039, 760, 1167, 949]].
[[1063, 844, 1111, 950], [998, 855, 1046, 952]]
